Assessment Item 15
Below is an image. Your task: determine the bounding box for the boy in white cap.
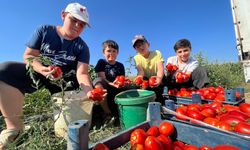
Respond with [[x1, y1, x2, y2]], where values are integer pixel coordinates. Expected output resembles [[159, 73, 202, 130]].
[[132, 35, 165, 104], [0, 3, 102, 149]]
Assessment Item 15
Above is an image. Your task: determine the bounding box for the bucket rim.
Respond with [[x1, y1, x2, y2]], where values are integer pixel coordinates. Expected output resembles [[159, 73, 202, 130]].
[[115, 89, 155, 98]]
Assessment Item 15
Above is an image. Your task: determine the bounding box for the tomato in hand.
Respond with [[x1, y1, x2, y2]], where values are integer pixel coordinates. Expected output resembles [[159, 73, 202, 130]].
[[49, 66, 63, 78], [159, 122, 174, 136], [90, 88, 105, 101], [141, 80, 149, 89], [166, 63, 173, 72], [134, 76, 143, 86], [148, 76, 157, 88], [175, 72, 184, 83], [130, 129, 147, 146], [114, 75, 125, 87]]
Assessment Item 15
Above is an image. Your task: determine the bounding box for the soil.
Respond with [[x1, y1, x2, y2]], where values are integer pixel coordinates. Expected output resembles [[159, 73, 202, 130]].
[[245, 92, 250, 103]]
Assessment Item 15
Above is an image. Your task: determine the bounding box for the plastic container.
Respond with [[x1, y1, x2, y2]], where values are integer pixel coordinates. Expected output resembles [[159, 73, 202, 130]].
[[115, 89, 156, 129], [53, 91, 94, 139]]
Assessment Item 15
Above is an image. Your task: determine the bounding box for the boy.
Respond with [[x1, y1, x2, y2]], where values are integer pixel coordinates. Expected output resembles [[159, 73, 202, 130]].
[[0, 3, 103, 148], [166, 38, 209, 90], [132, 35, 165, 104], [93, 40, 125, 123]]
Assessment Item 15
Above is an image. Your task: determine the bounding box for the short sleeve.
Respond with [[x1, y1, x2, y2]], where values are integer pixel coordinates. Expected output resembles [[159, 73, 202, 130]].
[[78, 43, 90, 64], [26, 25, 45, 50]]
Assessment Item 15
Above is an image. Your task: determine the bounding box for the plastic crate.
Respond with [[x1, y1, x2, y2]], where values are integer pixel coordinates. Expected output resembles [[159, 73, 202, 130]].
[[163, 87, 245, 106], [67, 102, 250, 150]]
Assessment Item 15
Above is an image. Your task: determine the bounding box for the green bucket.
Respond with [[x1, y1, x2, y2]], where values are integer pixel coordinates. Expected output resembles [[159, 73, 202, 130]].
[[115, 89, 156, 129]]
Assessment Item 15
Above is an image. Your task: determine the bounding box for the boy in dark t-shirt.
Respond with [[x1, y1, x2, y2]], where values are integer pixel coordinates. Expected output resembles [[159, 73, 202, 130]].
[[93, 40, 125, 123]]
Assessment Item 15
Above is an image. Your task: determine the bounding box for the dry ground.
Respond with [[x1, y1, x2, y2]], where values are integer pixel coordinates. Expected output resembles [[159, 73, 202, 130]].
[[245, 92, 250, 103]]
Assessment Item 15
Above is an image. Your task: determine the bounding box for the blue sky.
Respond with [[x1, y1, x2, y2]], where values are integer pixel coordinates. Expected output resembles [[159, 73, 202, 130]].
[[0, 0, 238, 74]]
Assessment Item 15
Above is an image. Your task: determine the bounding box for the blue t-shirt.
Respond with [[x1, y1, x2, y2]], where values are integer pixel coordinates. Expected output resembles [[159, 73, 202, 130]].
[[26, 25, 90, 74], [94, 59, 125, 82]]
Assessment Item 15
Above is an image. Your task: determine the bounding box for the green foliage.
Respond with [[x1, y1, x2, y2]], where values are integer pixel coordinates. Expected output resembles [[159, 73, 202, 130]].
[[88, 64, 97, 81], [193, 51, 245, 89]]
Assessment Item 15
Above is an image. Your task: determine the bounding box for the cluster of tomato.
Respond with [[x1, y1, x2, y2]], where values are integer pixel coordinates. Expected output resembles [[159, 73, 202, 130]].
[[89, 87, 105, 101], [166, 63, 190, 83], [129, 121, 240, 150], [114, 75, 132, 87], [48, 66, 63, 79], [168, 86, 242, 101], [175, 102, 250, 135], [133, 76, 157, 89], [166, 63, 178, 74]]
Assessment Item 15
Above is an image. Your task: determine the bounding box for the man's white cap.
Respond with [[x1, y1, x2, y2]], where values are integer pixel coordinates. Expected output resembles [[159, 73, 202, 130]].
[[132, 35, 148, 47], [65, 3, 90, 27]]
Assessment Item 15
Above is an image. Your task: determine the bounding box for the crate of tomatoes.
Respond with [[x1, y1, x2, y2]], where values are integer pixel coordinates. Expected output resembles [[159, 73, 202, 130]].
[[163, 86, 245, 106], [68, 102, 250, 150], [163, 99, 250, 137]]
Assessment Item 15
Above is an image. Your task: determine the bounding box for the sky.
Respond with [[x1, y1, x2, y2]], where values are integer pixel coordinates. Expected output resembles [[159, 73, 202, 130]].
[[0, 0, 239, 75]]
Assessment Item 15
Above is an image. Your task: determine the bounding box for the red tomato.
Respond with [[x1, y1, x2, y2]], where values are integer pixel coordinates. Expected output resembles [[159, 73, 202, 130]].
[[214, 93, 225, 101], [216, 121, 232, 131], [182, 73, 190, 82], [187, 110, 205, 121], [157, 134, 173, 150], [115, 75, 125, 86], [205, 93, 216, 100], [92, 143, 110, 150], [130, 129, 147, 146], [201, 107, 217, 118], [144, 136, 163, 150], [223, 105, 240, 112], [175, 107, 188, 121], [176, 72, 184, 83], [146, 126, 159, 137], [141, 80, 149, 89], [90, 88, 105, 101], [134, 76, 143, 86], [239, 103, 250, 115], [148, 76, 157, 88], [210, 101, 222, 108], [166, 63, 173, 72], [213, 144, 240, 150], [168, 89, 177, 96], [172, 65, 178, 72], [173, 141, 185, 149], [130, 144, 145, 150], [203, 117, 220, 126], [49, 66, 63, 78], [159, 122, 175, 136], [234, 122, 250, 135], [187, 104, 201, 112], [184, 144, 199, 150], [219, 115, 245, 125], [227, 110, 250, 121], [208, 87, 216, 93], [199, 145, 213, 150], [214, 86, 224, 94]]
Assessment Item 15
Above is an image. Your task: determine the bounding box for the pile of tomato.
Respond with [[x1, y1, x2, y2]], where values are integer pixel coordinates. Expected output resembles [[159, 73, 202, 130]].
[[174, 102, 250, 135], [128, 121, 240, 150], [168, 86, 242, 101], [133, 76, 157, 89]]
